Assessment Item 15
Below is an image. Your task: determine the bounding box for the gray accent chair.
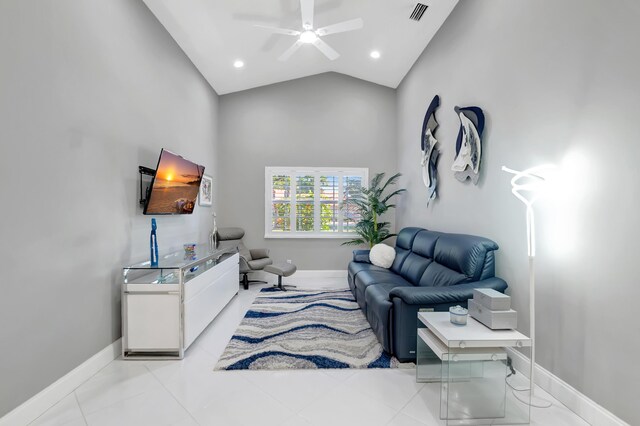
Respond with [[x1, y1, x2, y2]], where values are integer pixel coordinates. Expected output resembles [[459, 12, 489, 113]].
[[216, 227, 273, 289]]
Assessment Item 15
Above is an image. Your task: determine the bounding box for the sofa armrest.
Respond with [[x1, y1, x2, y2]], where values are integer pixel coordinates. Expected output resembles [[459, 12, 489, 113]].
[[352, 249, 371, 263], [389, 278, 508, 306], [249, 248, 270, 260]]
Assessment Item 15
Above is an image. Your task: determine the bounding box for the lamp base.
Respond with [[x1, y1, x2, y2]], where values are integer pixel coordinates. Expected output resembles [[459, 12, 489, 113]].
[[513, 389, 553, 408]]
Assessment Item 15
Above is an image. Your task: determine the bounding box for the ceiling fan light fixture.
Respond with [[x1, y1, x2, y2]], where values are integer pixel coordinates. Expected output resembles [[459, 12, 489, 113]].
[[299, 30, 318, 44]]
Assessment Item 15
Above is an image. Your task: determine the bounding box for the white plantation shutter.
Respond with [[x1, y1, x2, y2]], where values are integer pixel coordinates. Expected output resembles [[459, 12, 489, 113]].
[[295, 175, 314, 232], [265, 167, 367, 238]]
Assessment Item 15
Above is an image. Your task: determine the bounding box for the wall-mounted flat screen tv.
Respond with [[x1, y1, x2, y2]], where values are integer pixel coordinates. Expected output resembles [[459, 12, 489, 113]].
[[144, 149, 205, 215]]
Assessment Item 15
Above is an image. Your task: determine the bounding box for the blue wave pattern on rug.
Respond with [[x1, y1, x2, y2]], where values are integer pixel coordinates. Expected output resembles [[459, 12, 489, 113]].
[[214, 288, 399, 370]]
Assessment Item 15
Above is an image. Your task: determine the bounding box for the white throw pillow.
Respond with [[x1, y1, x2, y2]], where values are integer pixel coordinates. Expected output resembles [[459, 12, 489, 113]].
[[369, 243, 396, 269]]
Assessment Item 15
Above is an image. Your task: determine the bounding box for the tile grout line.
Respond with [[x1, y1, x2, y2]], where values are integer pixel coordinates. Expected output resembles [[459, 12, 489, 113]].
[[75, 362, 166, 419], [73, 392, 89, 426], [143, 357, 202, 425]]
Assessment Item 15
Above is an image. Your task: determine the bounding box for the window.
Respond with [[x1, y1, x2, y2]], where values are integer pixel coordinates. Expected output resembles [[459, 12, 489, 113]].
[[265, 167, 368, 238]]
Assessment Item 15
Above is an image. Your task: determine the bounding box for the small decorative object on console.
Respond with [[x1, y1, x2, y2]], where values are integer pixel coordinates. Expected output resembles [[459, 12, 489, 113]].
[[183, 243, 196, 256], [369, 243, 396, 268], [150, 218, 159, 267], [209, 211, 218, 250], [449, 305, 468, 325]]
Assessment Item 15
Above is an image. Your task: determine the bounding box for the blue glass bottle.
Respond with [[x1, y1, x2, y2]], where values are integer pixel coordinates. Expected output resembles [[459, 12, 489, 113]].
[[150, 218, 159, 267]]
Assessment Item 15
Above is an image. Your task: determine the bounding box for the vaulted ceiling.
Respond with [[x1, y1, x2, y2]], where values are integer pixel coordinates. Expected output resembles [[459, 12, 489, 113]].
[[143, 0, 459, 94]]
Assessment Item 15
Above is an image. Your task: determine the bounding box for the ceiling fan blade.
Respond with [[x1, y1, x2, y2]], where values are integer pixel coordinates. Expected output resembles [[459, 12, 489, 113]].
[[278, 40, 304, 61], [312, 38, 339, 60], [316, 18, 363, 36], [254, 25, 300, 36], [300, 0, 314, 30]]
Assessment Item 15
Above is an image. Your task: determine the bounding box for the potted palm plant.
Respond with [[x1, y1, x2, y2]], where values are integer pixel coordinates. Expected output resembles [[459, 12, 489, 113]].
[[341, 172, 406, 248]]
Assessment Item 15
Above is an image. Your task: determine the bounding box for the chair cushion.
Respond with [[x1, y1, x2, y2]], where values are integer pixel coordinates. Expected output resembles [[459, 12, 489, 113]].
[[264, 262, 296, 277], [237, 242, 252, 261], [217, 227, 245, 240], [247, 258, 272, 270]]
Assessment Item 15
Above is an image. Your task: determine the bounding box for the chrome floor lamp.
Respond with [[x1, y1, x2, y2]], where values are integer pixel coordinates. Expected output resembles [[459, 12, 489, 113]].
[[502, 164, 554, 409]]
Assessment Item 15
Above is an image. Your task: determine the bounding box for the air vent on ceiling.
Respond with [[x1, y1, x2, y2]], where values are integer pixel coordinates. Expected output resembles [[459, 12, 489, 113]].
[[410, 3, 428, 21]]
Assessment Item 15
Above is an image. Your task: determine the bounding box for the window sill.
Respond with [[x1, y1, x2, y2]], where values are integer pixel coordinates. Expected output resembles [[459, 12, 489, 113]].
[[264, 232, 359, 239]]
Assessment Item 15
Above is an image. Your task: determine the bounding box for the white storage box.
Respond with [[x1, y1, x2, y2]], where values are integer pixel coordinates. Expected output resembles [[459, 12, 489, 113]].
[[473, 288, 511, 311], [468, 299, 517, 330]]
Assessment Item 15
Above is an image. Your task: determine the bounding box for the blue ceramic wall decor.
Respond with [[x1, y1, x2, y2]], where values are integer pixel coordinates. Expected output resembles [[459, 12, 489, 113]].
[[451, 106, 485, 184], [420, 95, 441, 206]]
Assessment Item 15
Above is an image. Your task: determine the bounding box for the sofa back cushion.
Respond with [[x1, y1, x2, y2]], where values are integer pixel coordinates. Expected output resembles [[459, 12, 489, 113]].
[[399, 253, 433, 283], [391, 227, 500, 287], [432, 233, 498, 281], [390, 227, 422, 274]]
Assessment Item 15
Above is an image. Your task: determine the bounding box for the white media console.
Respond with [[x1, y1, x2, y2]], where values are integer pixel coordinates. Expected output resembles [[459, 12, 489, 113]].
[[121, 246, 239, 359]]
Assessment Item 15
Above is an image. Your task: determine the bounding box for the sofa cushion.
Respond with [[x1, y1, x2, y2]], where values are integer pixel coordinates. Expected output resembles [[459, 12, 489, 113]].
[[348, 261, 387, 282], [419, 262, 469, 287], [395, 227, 423, 250], [399, 253, 433, 284], [411, 230, 440, 258], [348, 262, 388, 298], [355, 270, 412, 312], [390, 246, 411, 275], [433, 233, 498, 280]]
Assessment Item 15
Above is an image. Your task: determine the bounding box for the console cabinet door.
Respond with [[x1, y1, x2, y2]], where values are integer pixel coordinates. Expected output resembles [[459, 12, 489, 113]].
[[125, 293, 180, 351]]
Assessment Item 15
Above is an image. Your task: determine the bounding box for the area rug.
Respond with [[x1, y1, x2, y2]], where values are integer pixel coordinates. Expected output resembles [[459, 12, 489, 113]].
[[214, 288, 400, 370]]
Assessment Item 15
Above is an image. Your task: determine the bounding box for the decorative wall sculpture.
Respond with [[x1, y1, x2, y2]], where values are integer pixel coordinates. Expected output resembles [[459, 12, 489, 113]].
[[420, 95, 440, 206], [451, 106, 485, 184]]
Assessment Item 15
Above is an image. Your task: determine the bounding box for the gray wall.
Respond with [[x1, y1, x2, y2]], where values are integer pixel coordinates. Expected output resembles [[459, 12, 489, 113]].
[[0, 0, 219, 416], [396, 0, 640, 423], [218, 73, 397, 269]]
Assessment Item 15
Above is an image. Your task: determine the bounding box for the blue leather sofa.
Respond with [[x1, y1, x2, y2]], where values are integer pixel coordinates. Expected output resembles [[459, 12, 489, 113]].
[[348, 227, 508, 362]]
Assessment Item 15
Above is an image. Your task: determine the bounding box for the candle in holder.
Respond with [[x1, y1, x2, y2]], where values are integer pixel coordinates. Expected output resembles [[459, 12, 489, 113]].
[[449, 305, 468, 325]]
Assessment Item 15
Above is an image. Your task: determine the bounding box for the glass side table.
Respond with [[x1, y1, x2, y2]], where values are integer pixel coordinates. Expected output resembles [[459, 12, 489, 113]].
[[417, 312, 532, 425]]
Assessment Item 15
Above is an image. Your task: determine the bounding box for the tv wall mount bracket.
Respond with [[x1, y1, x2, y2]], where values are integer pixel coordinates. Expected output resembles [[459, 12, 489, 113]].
[[139, 166, 156, 207]]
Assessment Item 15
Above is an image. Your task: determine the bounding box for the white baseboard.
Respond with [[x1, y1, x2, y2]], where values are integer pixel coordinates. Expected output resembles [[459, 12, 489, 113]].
[[250, 269, 348, 286], [0, 339, 122, 426], [289, 270, 347, 279], [506, 348, 629, 426]]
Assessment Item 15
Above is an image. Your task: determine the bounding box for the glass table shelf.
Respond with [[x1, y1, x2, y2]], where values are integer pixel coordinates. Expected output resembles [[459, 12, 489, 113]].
[[123, 245, 235, 285]]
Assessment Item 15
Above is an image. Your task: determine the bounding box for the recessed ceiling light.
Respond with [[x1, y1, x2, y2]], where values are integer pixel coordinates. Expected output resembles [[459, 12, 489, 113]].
[[233, 60, 244, 69], [370, 50, 381, 59]]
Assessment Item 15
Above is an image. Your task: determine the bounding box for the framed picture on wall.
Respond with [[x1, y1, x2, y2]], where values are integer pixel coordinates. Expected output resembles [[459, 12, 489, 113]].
[[199, 174, 213, 206]]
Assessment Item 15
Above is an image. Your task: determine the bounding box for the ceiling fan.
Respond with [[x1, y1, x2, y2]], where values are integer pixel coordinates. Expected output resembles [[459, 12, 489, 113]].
[[254, 0, 363, 61]]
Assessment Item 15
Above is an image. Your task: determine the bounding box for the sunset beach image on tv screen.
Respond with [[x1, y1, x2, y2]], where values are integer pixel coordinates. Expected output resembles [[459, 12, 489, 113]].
[[145, 150, 205, 214]]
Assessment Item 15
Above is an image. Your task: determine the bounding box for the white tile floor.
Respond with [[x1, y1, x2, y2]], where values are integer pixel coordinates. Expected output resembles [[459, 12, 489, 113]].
[[29, 278, 590, 426]]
